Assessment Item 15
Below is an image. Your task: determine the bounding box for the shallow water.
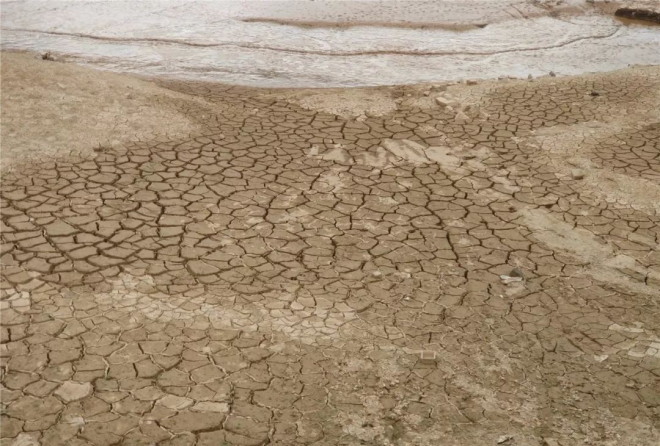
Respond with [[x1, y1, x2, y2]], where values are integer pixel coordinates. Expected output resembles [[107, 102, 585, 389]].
[[2, 0, 659, 87]]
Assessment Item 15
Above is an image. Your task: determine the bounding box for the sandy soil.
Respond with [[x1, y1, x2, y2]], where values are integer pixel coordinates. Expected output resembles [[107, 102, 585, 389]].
[[0, 52, 207, 172], [1, 54, 659, 446]]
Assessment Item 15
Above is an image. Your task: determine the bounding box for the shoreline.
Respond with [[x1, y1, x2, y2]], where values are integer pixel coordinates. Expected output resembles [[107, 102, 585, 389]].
[[3, 1, 660, 88]]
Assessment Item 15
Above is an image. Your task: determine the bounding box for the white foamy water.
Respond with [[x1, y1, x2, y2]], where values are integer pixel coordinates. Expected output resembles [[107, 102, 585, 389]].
[[2, 0, 659, 87]]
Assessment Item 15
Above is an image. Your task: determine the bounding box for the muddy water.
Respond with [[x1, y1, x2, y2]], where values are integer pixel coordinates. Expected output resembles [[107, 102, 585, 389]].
[[2, 0, 659, 87]]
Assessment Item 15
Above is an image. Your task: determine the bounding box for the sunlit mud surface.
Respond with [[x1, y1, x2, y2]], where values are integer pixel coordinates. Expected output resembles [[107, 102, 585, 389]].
[[2, 0, 660, 87], [1, 51, 660, 445]]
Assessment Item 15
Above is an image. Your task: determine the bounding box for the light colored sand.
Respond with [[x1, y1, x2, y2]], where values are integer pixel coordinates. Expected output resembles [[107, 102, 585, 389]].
[[0, 52, 202, 171]]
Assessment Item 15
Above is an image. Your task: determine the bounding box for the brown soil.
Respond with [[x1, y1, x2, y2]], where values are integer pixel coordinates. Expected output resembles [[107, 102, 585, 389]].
[[0, 52, 207, 173], [1, 53, 659, 446], [615, 7, 660, 24]]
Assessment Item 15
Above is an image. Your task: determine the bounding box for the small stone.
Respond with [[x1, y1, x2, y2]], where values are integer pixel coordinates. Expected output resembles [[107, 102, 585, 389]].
[[500, 275, 523, 284], [419, 351, 436, 363], [590, 91, 600, 97], [435, 96, 453, 107], [527, 74, 533, 80], [466, 79, 478, 85], [509, 267, 525, 279], [497, 435, 514, 444], [571, 169, 585, 180], [549, 71, 556, 77], [454, 111, 469, 124], [54, 381, 92, 402]]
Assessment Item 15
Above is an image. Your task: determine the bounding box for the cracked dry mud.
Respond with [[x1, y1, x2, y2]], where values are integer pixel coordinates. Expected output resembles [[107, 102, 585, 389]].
[[1, 56, 660, 446]]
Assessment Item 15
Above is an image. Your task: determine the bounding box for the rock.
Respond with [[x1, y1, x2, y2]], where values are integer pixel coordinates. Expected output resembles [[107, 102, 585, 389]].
[[41, 52, 55, 61], [571, 169, 585, 180], [500, 274, 523, 284], [590, 91, 600, 97], [454, 111, 469, 124], [435, 96, 453, 107], [54, 381, 92, 402], [509, 267, 525, 279], [466, 79, 478, 85], [497, 435, 514, 444], [615, 8, 660, 24], [419, 351, 437, 363], [528, 74, 533, 80], [549, 71, 556, 77]]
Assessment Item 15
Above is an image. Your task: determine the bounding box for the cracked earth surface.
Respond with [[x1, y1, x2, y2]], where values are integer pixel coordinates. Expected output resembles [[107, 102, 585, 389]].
[[1, 56, 659, 445]]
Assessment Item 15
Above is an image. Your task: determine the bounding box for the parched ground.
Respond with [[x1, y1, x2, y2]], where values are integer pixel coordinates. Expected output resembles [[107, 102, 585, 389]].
[[1, 53, 659, 446]]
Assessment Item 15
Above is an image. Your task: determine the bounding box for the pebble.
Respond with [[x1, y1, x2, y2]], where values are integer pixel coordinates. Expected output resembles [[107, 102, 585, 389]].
[[571, 169, 585, 180], [435, 97, 452, 107], [500, 274, 523, 284], [509, 267, 525, 279], [419, 350, 437, 363]]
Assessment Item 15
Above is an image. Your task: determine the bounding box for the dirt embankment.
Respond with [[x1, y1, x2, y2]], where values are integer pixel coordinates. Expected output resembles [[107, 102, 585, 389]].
[[0, 52, 205, 172]]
